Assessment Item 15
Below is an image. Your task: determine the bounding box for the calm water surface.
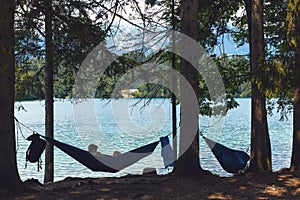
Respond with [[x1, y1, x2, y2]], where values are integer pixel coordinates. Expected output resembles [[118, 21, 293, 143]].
[[14, 98, 293, 182]]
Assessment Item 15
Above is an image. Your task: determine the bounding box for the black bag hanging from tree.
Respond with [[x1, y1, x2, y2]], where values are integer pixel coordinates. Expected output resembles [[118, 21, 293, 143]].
[[26, 133, 46, 163]]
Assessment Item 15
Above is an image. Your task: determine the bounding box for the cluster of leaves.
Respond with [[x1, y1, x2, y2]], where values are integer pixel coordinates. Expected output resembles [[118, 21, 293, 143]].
[[15, 58, 45, 100]]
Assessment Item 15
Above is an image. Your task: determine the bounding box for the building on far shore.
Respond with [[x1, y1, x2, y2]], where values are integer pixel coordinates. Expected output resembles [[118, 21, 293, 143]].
[[120, 89, 138, 98]]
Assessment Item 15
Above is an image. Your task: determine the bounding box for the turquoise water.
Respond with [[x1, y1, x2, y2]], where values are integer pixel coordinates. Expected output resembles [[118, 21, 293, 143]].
[[15, 98, 293, 182]]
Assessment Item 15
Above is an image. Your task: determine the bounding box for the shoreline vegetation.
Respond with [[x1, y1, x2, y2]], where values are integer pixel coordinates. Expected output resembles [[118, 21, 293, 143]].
[[15, 96, 288, 105], [3, 169, 300, 199], [16, 94, 254, 102]]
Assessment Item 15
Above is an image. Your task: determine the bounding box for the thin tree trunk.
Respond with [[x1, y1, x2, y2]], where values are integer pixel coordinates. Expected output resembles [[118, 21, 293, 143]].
[[44, 0, 55, 183], [249, 0, 272, 172], [0, 0, 22, 189], [171, 0, 177, 163]]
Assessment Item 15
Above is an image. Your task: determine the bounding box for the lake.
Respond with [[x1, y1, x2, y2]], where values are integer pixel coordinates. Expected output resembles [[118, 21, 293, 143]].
[[14, 98, 293, 182]]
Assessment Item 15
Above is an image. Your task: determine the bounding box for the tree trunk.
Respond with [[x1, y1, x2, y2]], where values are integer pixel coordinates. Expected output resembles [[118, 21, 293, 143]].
[[171, 0, 177, 162], [291, 48, 300, 171], [44, 0, 55, 183], [0, 0, 22, 190], [174, 0, 203, 176], [290, 0, 300, 171], [249, 0, 272, 172]]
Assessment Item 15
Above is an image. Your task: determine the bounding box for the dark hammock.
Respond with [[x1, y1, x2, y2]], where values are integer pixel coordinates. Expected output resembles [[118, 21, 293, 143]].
[[202, 135, 250, 174], [37, 134, 159, 173]]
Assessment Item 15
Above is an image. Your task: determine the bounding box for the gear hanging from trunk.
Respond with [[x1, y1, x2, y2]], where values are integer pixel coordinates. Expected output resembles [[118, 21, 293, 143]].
[[25, 133, 46, 171]]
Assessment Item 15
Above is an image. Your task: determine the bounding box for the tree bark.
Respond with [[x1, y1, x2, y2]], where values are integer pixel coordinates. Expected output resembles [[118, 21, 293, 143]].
[[44, 0, 55, 183], [174, 0, 203, 176], [249, 0, 272, 172], [171, 0, 177, 162], [291, 47, 300, 171], [0, 0, 22, 189], [290, 0, 300, 171]]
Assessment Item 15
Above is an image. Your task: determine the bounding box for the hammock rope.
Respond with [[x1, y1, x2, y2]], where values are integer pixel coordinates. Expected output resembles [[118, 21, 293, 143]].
[[15, 117, 36, 134]]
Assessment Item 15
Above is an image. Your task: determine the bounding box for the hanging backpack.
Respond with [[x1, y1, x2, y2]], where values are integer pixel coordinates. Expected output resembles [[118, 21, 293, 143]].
[[26, 133, 46, 163]]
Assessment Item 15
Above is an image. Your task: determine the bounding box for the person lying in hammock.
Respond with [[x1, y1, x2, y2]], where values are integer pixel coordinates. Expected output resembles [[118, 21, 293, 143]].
[[88, 144, 122, 157]]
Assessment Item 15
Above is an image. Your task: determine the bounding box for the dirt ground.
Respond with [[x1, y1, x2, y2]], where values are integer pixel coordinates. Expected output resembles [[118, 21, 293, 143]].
[[2, 169, 300, 200]]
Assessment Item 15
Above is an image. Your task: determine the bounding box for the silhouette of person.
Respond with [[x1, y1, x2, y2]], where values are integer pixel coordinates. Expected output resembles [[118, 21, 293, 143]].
[[112, 151, 122, 157], [88, 144, 102, 157]]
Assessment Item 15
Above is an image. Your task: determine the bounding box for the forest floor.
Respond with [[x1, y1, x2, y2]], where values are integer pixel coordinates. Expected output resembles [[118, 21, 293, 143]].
[[2, 169, 300, 200]]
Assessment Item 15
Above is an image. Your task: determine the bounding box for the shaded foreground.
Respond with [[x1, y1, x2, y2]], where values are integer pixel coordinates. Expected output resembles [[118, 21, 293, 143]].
[[3, 170, 300, 200]]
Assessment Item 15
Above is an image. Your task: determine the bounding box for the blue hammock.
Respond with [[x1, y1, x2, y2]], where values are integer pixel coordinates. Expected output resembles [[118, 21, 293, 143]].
[[35, 134, 159, 173], [202, 135, 250, 173]]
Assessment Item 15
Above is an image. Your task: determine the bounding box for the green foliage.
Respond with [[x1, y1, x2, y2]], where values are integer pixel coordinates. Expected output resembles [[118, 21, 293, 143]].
[[263, 1, 295, 99], [198, 55, 250, 116], [15, 0, 107, 100], [133, 84, 171, 98], [232, 0, 296, 103], [197, 0, 241, 51], [264, 0, 299, 119], [215, 55, 250, 97], [236, 82, 251, 98], [94, 53, 142, 98], [264, 0, 289, 55], [15, 58, 45, 100], [287, 0, 300, 47], [96, 74, 119, 98]]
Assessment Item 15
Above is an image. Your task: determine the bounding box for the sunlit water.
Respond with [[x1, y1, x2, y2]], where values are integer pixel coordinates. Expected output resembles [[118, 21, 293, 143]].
[[14, 98, 293, 183]]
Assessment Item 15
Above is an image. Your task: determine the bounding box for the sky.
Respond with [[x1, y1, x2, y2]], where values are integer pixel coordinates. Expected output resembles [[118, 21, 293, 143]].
[[214, 33, 249, 56]]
